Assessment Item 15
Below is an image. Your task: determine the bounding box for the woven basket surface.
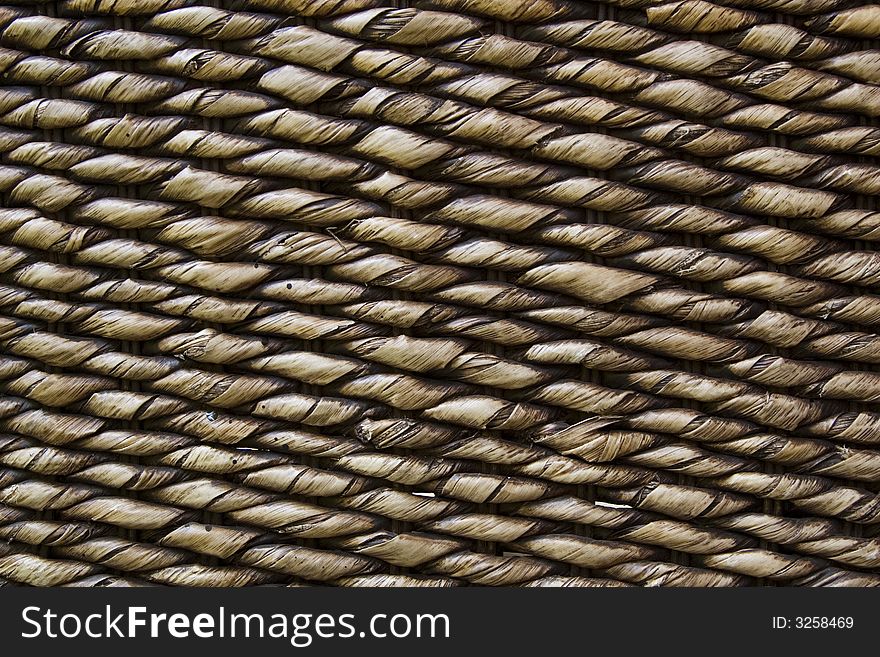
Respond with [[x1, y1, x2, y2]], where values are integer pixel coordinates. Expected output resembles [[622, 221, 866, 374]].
[[0, 0, 878, 588]]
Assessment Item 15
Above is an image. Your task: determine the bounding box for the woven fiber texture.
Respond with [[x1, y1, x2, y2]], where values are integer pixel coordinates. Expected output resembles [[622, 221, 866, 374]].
[[0, 0, 878, 588]]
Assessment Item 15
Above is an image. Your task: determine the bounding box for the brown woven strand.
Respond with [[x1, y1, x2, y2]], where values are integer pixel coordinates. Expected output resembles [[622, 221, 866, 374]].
[[0, 0, 877, 588]]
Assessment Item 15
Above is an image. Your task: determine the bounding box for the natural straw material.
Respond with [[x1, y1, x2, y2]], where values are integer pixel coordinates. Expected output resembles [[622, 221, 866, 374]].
[[0, 0, 878, 587]]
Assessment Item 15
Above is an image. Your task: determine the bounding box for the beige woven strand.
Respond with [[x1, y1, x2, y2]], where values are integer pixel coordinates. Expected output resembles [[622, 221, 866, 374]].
[[0, 0, 877, 588]]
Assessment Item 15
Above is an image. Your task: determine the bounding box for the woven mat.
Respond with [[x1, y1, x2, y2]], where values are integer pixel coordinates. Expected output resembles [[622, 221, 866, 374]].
[[0, 0, 878, 587]]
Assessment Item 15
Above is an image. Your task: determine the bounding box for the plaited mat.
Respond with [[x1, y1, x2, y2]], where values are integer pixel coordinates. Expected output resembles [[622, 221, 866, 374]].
[[0, 0, 877, 588]]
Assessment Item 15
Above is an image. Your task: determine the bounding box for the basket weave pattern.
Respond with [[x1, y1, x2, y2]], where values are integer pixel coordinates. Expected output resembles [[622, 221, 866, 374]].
[[0, 0, 878, 587]]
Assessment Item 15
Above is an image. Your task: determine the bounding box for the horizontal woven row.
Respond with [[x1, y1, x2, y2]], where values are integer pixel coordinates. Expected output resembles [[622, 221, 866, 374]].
[[0, 0, 878, 587]]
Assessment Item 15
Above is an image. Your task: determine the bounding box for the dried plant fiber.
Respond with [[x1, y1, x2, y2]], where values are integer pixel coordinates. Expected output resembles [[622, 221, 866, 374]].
[[0, 0, 878, 588]]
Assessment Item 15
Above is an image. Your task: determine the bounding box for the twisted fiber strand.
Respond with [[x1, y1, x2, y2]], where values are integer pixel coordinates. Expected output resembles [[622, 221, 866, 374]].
[[0, 109, 878, 354], [0, 0, 878, 586], [0, 447, 732, 584], [0, 444, 868, 588], [1, 346, 880, 560], [0, 162, 869, 342], [0, 114, 874, 299], [5, 243, 880, 516], [0, 12, 874, 204], [0, 404, 876, 584], [0, 12, 876, 210], [0, 76, 877, 262], [0, 404, 872, 568], [1, 231, 880, 492], [4, 320, 880, 502], [249, 18, 880, 160], [5, 152, 870, 420], [5, 243, 880, 475], [1, 160, 880, 408], [1, 254, 872, 458], [547, 0, 878, 38], [312, 9, 878, 137], [0, 345, 849, 505], [520, 18, 878, 85], [0, 354, 868, 486], [0, 409, 877, 584], [0, 169, 873, 367]]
